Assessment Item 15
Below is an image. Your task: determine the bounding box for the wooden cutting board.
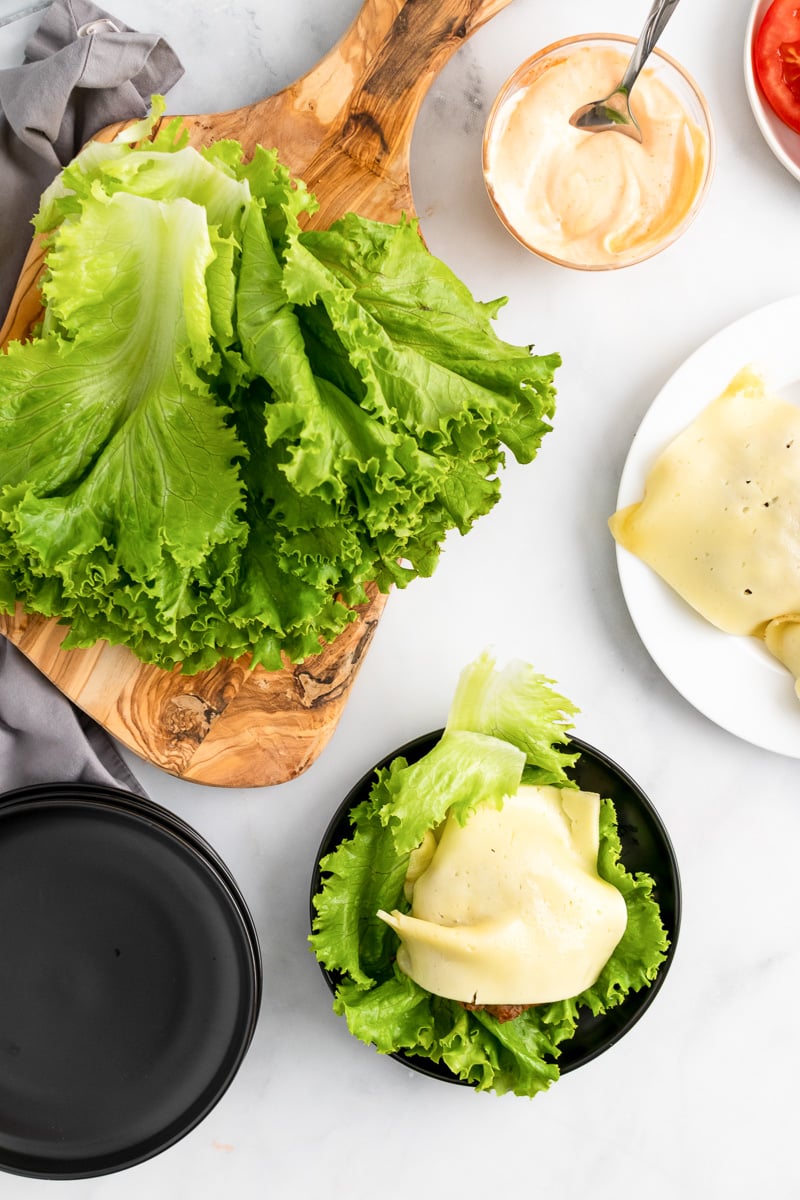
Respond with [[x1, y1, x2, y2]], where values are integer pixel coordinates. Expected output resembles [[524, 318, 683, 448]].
[[0, 0, 513, 788]]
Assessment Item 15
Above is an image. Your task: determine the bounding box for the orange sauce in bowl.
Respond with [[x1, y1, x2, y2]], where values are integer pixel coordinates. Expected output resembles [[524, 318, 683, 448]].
[[484, 45, 709, 268]]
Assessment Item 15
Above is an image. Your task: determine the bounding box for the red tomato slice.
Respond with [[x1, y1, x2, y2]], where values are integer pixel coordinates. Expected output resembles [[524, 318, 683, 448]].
[[754, 0, 800, 135]]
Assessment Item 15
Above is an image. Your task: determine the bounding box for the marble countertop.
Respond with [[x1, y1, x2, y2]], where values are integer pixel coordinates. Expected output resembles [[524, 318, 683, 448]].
[[2, 0, 799, 1196]]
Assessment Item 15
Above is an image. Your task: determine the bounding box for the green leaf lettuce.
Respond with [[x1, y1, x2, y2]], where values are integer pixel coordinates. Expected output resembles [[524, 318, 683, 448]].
[[1, 104, 559, 671]]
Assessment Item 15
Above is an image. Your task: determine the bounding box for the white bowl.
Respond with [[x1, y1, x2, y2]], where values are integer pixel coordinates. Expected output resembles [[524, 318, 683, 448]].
[[744, 0, 800, 182]]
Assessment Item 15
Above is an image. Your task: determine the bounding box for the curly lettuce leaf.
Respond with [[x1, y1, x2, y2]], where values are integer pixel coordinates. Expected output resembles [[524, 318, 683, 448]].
[[312, 801, 411, 990], [369, 731, 525, 856], [0, 191, 246, 658], [283, 215, 557, 513], [446, 651, 580, 787], [295, 214, 559, 464], [35, 99, 250, 238]]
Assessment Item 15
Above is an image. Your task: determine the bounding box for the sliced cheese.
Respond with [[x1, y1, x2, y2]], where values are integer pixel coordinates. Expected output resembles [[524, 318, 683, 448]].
[[610, 367, 800, 637], [378, 784, 627, 1006]]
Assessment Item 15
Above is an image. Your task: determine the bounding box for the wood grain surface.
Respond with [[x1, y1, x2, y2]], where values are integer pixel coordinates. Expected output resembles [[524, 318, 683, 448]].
[[0, 0, 513, 787]]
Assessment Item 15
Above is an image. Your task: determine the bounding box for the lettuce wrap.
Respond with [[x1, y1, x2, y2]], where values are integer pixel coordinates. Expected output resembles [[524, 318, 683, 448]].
[[309, 653, 671, 1097]]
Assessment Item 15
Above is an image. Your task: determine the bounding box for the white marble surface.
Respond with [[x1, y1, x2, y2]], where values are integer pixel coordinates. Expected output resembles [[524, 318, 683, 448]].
[[2, 0, 800, 1195]]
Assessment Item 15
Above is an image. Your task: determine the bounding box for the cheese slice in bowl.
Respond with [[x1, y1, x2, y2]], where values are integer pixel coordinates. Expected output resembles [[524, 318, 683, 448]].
[[610, 367, 800, 694], [378, 784, 628, 1006]]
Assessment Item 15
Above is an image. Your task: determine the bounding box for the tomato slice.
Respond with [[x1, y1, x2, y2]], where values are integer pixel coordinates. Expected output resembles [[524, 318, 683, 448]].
[[754, 0, 800, 135]]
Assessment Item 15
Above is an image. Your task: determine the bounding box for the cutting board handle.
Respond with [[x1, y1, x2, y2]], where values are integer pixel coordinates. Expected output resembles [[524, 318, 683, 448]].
[[324, 0, 514, 162], [238, 0, 515, 220]]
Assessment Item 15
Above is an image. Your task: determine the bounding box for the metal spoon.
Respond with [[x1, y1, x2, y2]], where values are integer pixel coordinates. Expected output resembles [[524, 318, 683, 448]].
[[568, 0, 682, 142]]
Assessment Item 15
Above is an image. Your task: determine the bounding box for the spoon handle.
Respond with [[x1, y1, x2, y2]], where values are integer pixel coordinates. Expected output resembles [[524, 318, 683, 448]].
[[619, 0, 682, 94]]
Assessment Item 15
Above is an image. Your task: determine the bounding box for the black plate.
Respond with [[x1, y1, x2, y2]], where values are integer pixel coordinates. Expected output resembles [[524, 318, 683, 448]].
[[310, 732, 681, 1085], [0, 783, 261, 1180]]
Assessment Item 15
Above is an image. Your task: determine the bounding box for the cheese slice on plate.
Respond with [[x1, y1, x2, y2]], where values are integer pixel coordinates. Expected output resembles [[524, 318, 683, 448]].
[[610, 367, 800, 697], [378, 784, 627, 1006]]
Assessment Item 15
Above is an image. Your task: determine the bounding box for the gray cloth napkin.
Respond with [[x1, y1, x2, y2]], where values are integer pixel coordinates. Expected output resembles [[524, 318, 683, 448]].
[[0, 0, 183, 793], [0, 639, 144, 791], [0, 0, 184, 316]]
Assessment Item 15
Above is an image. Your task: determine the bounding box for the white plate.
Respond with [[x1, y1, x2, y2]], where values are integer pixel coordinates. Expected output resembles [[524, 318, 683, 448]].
[[615, 294, 800, 757], [744, 0, 800, 184]]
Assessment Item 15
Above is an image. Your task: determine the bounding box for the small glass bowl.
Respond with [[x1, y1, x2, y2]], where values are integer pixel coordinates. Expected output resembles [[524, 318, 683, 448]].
[[482, 33, 716, 271]]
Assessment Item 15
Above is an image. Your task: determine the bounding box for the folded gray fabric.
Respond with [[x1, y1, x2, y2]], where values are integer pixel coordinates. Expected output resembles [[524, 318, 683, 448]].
[[0, 0, 184, 317], [0, 639, 144, 792]]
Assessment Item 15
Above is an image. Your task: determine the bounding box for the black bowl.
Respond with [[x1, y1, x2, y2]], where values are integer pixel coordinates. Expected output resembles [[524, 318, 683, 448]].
[[310, 732, 681, 1085], [0, 783, 261, 1179]]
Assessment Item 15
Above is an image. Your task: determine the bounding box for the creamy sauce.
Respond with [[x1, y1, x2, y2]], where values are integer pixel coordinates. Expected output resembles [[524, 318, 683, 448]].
[[485, 45, 709, 267], [610, 367, 800, 695], [378, 784, 628, 1006]]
